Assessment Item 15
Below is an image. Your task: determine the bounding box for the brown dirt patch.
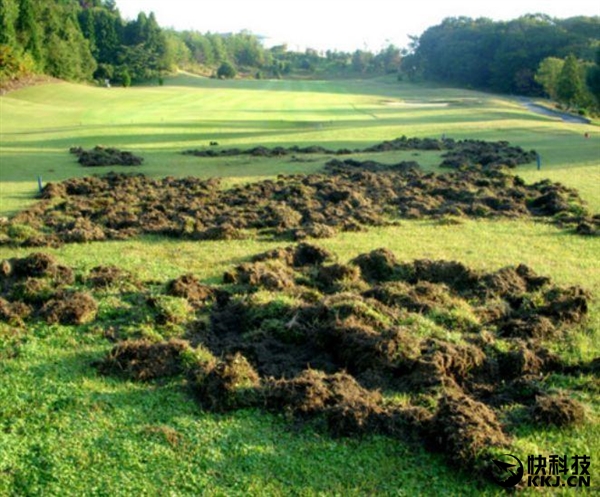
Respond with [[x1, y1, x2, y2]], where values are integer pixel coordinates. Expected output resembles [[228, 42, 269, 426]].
[[530, 394, 586, 427], [2, 137, 595, 247], [87, 265, 138, 289], [223, 260, 297, 290], [350, 248, 398, 283], [183, 136, 536, 170], [166, 274, 216, 306], [0, 297, 32, 325], [427, 391, 509, 467], [97, 339, 190, 381], [70, 146, 144, 167], [264, 369, 386, 436], [40, 290, 98, 325], [4, 246, 591, 483], [9, 253, 74, 283], [0, 253, 85, 327], [191, 352, 261, 412]]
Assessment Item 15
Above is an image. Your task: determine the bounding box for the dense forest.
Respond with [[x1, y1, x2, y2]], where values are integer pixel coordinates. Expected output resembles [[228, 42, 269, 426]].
[[1, 1, 599, 111], [0, 0, 401, 86], [402, 15, 600, 111]]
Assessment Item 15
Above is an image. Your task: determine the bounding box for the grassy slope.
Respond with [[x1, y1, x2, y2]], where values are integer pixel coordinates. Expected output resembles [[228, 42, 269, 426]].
[[0, 75, 599, 496]]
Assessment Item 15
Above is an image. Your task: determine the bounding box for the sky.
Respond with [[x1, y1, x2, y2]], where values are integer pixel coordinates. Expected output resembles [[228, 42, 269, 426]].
[[115, 0, 599, 52]]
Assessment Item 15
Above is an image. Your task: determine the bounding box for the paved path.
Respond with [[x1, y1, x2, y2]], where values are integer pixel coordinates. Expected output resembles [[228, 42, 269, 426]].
[[518, 97, 591, 124]]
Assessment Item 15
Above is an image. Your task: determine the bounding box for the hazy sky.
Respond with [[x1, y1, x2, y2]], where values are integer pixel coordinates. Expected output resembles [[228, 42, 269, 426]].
[[115, 0, 599, 52]]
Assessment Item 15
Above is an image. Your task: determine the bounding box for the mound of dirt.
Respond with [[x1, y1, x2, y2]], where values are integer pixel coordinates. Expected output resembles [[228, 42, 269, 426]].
[[97, 339, 190, 381], [0, 297, 32, 325], [8, 252, 74, 283], [351, 248, 398, 283], [3, 247, 592, 483], [530, 394, 586, 427], [0, 170, 589, 247], [70, 146, 144, 167], [264, 369, 386, 436], [427, 392, 509, 467], [324, 158, 420, 174], [167, 274, 216, 306], [40, 290, 97, 325], [439, 139, 537, 169], [223, 260, 297, 290], [9, 277, 55, 304], [191, 352, 261, 412], [0, 253, 82, 326], [87, 265, 138, 289], [183, 136, 536, 170], [2, 137, 595, 247], [252, 242, 332, 268]]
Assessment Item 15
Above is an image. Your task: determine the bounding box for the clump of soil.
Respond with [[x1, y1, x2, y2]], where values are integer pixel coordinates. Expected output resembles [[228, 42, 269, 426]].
[[351, 248, 398, 283], [427, 391, 509, 466], [97, 339, 190, 381], [2, 137, 594, 247], [325, 158, 420, 174], [8, 252, 74, 283], [0, 253, 83, 326], [264, 369, 385, 436], [0, 297, 32, 325], [9, 277, 55, 304], [439, 139, 536, 169], [87, 265, 138, 289], [5, 246, 591, 483], [183, 136, 536, 170], [191, 352, 261, 412], [70, 146, 144, 167], [40, 290, 97, 325], [530, 394, 586, 427], [252, 242, 332, 268], [314, 263, 362, 292], [223, 260, 297, 290], [167, 274, 216, 307]]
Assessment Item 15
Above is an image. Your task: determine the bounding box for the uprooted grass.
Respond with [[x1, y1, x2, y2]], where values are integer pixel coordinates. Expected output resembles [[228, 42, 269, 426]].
[[1, 152, 597, 248], [2, 244, 594, 484], [69, 146, 144, 167]]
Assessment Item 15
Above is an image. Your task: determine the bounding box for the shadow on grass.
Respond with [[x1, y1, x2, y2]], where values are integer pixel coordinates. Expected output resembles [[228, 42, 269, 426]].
[[11, 343, 496, 495]]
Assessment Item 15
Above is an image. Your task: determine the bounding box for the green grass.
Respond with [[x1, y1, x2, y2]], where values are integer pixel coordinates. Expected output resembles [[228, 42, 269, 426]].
[[1, 74, 599, 495]]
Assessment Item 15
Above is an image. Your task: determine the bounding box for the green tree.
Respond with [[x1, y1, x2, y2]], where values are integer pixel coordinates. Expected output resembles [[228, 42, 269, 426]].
[[40, 4, 96, 81], [351, 50, 372, 73], [16, 0, 41, 61], [535, 57, 564, 100], [0, 0, 19, 46], [557, 54, 585, 108], [406, 15, 599, 96], [586, 48, 600, 107], [217, 61, 236, 79]]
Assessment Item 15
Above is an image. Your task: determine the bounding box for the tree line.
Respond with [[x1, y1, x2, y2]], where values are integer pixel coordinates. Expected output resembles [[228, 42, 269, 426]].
[[0, 0, 402, 86], [402, 15, 600, 112], [0, 0, 170, 85], [2, 1, 598, 113]]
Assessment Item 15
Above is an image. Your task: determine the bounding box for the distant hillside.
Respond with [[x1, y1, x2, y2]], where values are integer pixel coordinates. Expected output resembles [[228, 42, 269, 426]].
[[0, 0, 169, 87], [0, 0, 401, 88], [402, 15, 600, 109], [2, 2, 598, 110]]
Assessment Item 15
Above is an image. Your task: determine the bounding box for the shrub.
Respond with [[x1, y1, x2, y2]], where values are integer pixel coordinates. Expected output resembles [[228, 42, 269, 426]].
[[217, 61, 236, 79]]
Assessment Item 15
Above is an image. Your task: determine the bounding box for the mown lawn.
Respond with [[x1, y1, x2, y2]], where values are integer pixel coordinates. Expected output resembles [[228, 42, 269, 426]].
[[0, 74, 598, 496]]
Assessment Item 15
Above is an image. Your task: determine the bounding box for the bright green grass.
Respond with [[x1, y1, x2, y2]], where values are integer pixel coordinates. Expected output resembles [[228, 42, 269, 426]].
[[1, 74, 599, 215], [0, 75, 599, 495]]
